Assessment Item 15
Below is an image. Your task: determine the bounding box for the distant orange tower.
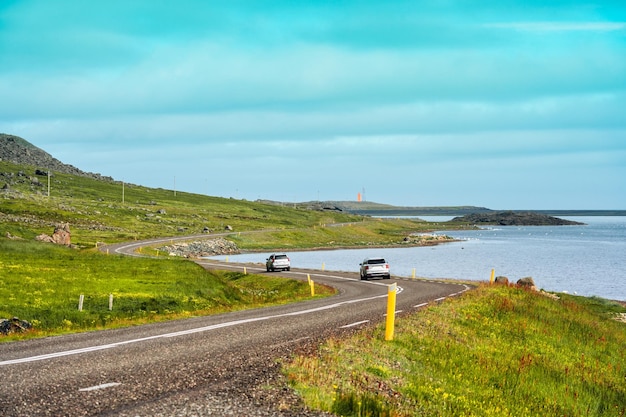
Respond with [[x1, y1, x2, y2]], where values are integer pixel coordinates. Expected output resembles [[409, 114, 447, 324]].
[[357, 192, 362, 202]]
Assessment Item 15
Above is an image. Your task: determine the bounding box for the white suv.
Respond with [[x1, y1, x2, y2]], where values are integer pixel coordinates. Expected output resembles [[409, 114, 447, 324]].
[[359, 257, 390, 280], [266, 253, 291, 272]]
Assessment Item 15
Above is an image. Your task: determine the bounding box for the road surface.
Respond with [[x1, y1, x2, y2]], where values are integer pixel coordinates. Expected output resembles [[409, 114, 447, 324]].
[[0, 237, 470, 416]]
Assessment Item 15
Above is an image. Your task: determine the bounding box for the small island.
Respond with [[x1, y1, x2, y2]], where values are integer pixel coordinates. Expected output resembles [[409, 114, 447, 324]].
[[450, 211, 585, 226]]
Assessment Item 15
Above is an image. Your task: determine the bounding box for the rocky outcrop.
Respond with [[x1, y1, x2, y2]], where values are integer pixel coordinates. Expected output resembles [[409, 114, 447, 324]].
[[451, 211, 585, 226], [0, 133, 113, 181], [403, 233, 455, 245], [35, 223, 71, 246], [159, 237, 239, 258], [0, 317, 32, 335]]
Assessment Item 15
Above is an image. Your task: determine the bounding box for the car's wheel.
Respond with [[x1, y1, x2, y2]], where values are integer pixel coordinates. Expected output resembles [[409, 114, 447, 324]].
[[286, 267, 291, 271], [384, 274, 391, 279], [360, 274, 367, 280]]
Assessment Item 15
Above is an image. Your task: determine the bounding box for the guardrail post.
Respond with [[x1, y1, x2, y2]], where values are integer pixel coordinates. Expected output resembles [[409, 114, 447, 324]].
[[490, 268, 495, 284], [385, 283, 397, 341], [78, 294, 84, 312]]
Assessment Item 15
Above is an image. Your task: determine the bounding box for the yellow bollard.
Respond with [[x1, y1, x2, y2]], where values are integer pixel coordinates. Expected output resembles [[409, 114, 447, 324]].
[[225, 256, 229, 262], [244, 267, 247, 275], [490, 269, 495, 284], [310, 280, 315, 296], [412, 268, 416, 279], [385, 283, 397, 341], [322, 262, 325, 271], [307, 274, 311, 284], [106, 249, 109, 255]]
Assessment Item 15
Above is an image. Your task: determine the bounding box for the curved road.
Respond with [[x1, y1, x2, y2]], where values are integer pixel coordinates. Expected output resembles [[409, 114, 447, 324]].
[[0, 236, 470, 416]]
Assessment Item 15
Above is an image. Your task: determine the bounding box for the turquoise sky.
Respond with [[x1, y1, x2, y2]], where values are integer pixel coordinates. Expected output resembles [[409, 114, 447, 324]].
[[1, 1, 625, 209]]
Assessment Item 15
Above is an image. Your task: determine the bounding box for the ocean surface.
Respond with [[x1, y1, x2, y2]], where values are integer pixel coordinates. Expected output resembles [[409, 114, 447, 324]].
[[210, 216, 626, 302]]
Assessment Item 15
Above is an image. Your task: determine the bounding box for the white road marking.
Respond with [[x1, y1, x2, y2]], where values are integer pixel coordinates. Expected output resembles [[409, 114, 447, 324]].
[[79, 382, 121, 392], [3, 249, 463, 367], [434, 297, 446, 302], [414, 302, 429, 308], [340, 320, 370, 328], [0, 292, 389, 366]]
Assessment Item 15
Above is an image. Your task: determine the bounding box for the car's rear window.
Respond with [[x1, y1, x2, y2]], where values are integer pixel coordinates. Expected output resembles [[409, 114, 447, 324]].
[[368, 258, 386, 264], [275, 255, 288, 259]]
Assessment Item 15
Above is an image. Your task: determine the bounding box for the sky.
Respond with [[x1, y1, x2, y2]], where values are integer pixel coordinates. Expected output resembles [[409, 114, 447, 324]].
[[1, 1, 625, 209]]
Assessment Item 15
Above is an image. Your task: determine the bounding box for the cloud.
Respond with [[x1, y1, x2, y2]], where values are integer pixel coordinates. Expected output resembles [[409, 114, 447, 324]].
[[485, 21, 626, 32], [1, 1, 625, 208]]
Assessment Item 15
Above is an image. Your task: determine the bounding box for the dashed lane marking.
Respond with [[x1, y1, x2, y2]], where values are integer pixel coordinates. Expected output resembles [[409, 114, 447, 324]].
[[79, 382, 121, 392], [340, 320, 370, 328]]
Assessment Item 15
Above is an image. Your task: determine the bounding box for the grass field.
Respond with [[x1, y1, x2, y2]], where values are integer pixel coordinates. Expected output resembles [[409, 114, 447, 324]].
[[0, 238, 334, 341], [285, 284, 626, 416]]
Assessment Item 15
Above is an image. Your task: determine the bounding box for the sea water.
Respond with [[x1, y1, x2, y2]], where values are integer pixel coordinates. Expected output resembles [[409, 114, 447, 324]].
[[210, 217, 626, 301]]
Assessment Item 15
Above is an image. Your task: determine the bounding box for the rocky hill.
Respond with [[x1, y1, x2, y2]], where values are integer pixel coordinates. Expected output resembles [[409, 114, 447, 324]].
[[0, 133, 112, 181], [451, 211, 585, 226]]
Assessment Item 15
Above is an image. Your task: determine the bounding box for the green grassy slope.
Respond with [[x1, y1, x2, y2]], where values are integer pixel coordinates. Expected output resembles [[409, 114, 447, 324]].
[[0, 160, 364, 246], [286, 284, 626, 416]]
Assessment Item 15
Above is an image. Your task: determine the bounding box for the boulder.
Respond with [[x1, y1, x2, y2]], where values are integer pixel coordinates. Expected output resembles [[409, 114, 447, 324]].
[[517, 277, 537, 291], [5, 232, 22, 240], [35, 223, 71, 246], [35, 233, 54, 243], [0, 317, 32, 335], [494, 276, 509, 285], [52, 223, 71, 245]]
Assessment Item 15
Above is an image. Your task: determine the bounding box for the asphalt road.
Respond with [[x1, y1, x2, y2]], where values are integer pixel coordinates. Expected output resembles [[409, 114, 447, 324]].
[[0, 237, 470, 416]]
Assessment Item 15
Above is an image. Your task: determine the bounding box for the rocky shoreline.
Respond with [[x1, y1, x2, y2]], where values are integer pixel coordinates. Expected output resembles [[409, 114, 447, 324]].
[[157, 233, 456, 259], [158, 237, 240, 258]]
